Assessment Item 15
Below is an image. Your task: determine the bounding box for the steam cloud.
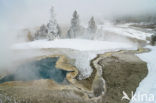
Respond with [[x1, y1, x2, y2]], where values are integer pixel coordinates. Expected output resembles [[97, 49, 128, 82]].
[[0, 0, 156, 70]]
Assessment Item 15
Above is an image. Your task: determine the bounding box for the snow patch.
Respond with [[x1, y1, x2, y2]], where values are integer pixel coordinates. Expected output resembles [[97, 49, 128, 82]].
[[12, 39, 134, 51], [99, 23, 152, 40], [131, 46, 156, 103]]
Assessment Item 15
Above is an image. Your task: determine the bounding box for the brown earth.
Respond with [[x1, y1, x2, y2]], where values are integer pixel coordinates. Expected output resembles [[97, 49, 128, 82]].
[[95, 50, 148, 103]]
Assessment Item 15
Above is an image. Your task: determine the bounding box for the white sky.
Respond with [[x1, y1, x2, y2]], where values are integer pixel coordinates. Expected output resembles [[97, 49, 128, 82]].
[[1, 0, 156, 29]]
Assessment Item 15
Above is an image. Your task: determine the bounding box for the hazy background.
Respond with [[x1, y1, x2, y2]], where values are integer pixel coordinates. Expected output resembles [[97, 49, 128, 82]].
[[1, 0, 156, 28], [0, 0, 156, 69]]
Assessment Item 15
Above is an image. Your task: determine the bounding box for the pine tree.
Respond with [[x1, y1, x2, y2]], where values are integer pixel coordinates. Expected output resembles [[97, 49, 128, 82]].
[[88, 16, 97, 33], [47, 6, 60, 40], [67, 10, 81, 38], [35, 24, 48, 40]]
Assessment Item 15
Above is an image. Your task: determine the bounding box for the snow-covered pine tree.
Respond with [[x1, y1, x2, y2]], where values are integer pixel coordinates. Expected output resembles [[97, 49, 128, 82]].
[[47, 6, 60, 40], [67, 10, 81, 38], [35, 24, 48, 40], [88, 16, 97, 34]]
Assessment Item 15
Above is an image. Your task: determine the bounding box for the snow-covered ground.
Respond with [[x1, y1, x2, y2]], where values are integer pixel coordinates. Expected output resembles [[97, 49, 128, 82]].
[[131, 46, 156, 103], [12, 39, 135, 51], [99, 22, 153, 40], [12, 39, 136, 79]]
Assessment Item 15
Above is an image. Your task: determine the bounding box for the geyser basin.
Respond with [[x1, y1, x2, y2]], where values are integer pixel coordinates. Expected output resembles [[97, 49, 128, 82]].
[[0, 57, 68, 83]]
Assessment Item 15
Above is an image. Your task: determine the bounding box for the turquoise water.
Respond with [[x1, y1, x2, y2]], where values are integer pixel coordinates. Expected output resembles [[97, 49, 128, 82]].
[[0, 57, 68, 83]]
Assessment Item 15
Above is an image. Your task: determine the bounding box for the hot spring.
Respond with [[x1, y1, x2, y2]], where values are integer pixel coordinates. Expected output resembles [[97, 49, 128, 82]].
[[0, 57, 68, 84]]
